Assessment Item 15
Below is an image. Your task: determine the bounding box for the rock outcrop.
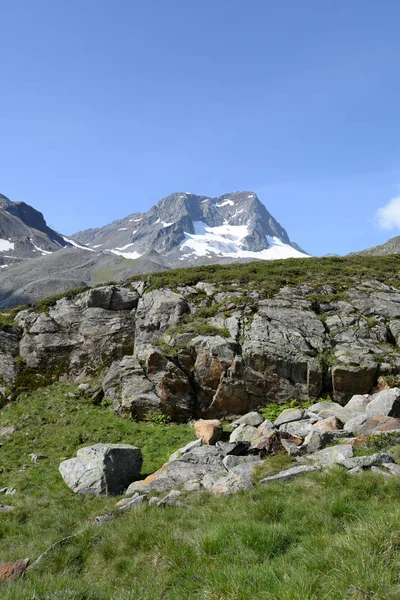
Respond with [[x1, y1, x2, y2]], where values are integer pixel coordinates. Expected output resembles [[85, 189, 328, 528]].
[[4, 279, 400, 419]]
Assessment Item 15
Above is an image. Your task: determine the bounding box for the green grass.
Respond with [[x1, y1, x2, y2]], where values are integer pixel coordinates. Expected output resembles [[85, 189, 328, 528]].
[[1, 384, 400, 598], [134, 254, 400, 297]]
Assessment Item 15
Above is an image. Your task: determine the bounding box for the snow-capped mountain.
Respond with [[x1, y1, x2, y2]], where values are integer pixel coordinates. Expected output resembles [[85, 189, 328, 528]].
[[0, 194, 71, 269], [73, 191, 308, 262], [0, 190, 308, 308]]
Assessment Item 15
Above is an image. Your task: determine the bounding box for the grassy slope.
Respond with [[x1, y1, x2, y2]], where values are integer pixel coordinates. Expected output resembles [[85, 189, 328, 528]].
[[3, 256, 400, 598], [0, 384, 400, 599]]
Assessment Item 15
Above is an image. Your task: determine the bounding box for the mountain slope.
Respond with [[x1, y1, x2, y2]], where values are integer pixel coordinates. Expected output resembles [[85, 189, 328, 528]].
[[0, 193, 71, 268], [350, 235, 400, 256], [73, 191, 309, 262]]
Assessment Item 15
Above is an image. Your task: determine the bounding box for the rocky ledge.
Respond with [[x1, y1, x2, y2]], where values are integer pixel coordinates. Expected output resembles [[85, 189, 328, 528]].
[[3, 278, 400, 420]]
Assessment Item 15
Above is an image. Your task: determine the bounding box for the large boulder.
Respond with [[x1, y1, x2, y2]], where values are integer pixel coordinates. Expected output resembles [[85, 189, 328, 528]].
[[366, 388, 400, 418], [344, 414, 400, 436], [127, 446, 226, 494], [194, 419, 222, 445], [59, 444, 143, 496]]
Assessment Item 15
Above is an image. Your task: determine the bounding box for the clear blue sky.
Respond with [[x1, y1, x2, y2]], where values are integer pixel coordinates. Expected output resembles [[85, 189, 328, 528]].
[[1, 0, 400, 255]]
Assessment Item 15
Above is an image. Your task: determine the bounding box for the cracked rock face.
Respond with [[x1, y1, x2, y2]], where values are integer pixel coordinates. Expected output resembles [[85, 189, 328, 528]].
[[6, 279, 400, 417]]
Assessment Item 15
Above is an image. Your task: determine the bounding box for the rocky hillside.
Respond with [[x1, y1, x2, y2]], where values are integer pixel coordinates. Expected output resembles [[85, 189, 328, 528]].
[[351, 235, 400, 256], [3, 256, 400, 420]]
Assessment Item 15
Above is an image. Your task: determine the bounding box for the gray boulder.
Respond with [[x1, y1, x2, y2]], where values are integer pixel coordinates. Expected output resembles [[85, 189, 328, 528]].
[[59, 444, 143, 496], [127, 446, 226, 494], [308, 401, 353, 425], [259, 465, 319, 485], [366, 388, 400, 418], [278, 419, 314, 439], [229, 424, 258, 444], [344, 394, 371, 414], [299, 444, 353, 468], [274, 408, 305, 427], [231, 412, 264, 429]]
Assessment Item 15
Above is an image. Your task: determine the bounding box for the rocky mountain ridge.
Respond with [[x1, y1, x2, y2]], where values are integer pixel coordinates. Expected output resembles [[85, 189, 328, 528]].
[[0, 194, 71, 268], [73, 191, 307, 262]]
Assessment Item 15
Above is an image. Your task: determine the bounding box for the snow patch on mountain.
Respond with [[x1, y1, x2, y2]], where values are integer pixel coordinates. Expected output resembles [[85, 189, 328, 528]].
[[62, 237, 95, 252], [0, 239, 15, 252], [181, 222, 308, 260], [109, 249, 142, 260]]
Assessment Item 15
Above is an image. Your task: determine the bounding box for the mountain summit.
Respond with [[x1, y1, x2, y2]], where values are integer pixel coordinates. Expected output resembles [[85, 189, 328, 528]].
[[73, 191, 308, 262]]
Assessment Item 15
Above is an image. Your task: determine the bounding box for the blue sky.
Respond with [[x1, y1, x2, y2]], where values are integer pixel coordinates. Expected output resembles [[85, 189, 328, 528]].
[[1, 0, 400, 256]]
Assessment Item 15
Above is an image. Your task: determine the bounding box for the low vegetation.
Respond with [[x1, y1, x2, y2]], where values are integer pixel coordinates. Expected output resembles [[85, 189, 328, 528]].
[[136, 254, 400, 296], [0, 383, 400, 598]]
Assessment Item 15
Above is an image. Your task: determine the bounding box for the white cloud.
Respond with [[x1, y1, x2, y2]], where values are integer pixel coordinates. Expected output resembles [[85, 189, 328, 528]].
[[376, 196, 400, 230]]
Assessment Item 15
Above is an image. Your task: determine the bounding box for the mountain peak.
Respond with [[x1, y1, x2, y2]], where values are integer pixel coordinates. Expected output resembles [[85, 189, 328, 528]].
[[73, 191, 309, 262]]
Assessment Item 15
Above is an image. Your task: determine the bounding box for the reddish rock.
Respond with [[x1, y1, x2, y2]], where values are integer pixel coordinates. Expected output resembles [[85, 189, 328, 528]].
[[250, 430, 302, 455], [314, 416, 343, 432], [194, 419, 222, 445], [357, 415, 400, 436], [0, 558, 29, 582]]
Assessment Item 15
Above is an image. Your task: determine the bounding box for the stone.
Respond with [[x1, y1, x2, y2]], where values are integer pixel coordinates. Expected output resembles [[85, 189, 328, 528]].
[[158, 490, 182, 505], [313, 416, 343, 432], [168, 439, 202, 463], [344, 414, 400, 436], [344, 394, 371, 414], [259, 465, 319, 485], [231, 412, 264, 429], [94, 514, 115, 525], [274, 408, 305, 427], [249, 429, 300, 455], [127, 446, 226, 494], [278, 419, 314, 439], [366, 388, 400, 418], [339, 453, 394, 470], [77, 383, 91, 393], [0, 505, 14, 512], [300, 430, 332, 454], [229, 424, 258, 444], [370, 466, 392, 477], [299, 444, 354, 468], [214, 441, 250, 457], [308, 402, 353, 425], [256, 420, 276, 434], [0, 558, 30, 582], [0, 426, 15, 437], [222, 455, 262, 470], [149, 497, 160, 506], [382, 463, 400, 476], [211, 462, 260, 497], [59, 444, 143, 496], [194, 419, 222, 445], [117, 494, 147, 511], [28, 453, 47, 463]]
